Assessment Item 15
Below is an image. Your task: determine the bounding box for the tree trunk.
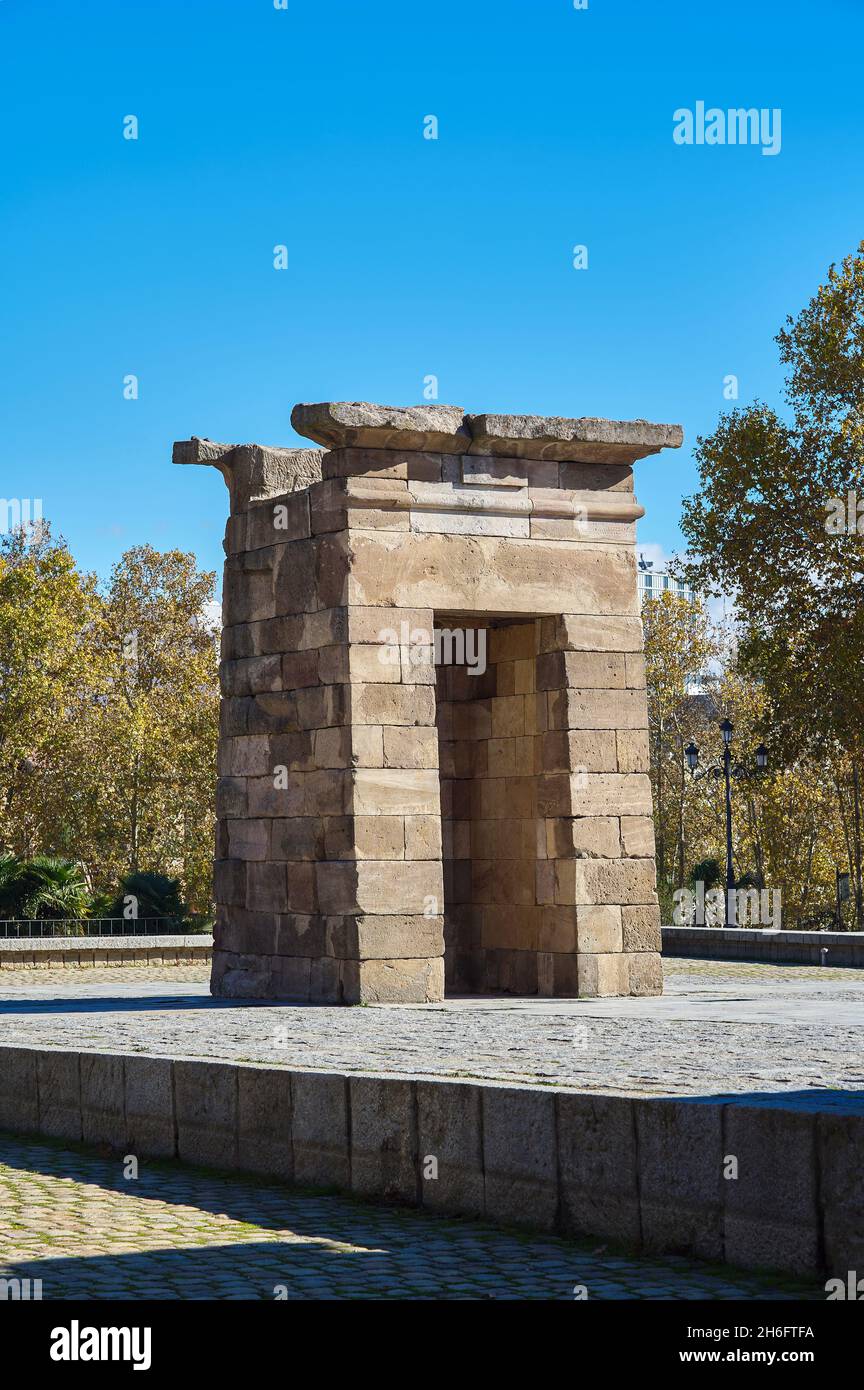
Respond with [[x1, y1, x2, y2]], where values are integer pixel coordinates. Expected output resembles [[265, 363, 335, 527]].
[[853, 762, 864, 930]]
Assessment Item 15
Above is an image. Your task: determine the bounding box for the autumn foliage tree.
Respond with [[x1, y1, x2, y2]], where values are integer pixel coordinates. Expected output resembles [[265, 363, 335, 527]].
[[0, 529, 219, 916]]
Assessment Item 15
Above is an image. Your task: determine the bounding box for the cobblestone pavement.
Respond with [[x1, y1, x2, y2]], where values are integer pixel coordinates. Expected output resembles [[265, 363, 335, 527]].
[[1, 958, 863, 1099], [0, 1133, 821, 1301]]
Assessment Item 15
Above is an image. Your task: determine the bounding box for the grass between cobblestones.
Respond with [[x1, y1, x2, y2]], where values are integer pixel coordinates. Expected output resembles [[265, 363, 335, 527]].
[[0, 1130, 823, 1302]]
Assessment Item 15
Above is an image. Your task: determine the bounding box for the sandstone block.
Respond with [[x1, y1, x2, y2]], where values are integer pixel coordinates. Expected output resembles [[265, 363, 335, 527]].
[[347, 532, 637, 617], [576, 952, 629, 997], [350, 1076, 418, 1203], [37, 1051, 82, 1140], [536, 650, 626, 691], [351, 724, 385, 766], [291, 1070, 350, 1187], [558, 1093, 640, 1244], [219, 735, 271, 778], [327, 914, 444, 960], [539, 614, 644, 654], [482, 1086, 558, 1229], [549, 687, 647, 731], [620, 815, 656, 857], [298, 607, 348, 650], [272, 539, 318, 615], [340, 956, 444, 1003], [270, 817, 325, 861], [538, 906, 578, 953], [175, 1059, 238, 1169], [617, 728, 651, 773], [292, 401, 470, 454], [214, 858, 247, 906], [296, 683, 348, 731], [819, 1111, 864, 1278], [247, 691, 301, 734], [557, 857, 656, 906], [81, 1052, 126, 1148], [417, 1080, 484, 1217], [635, 1098, 723, 1260], [0, 1047, 39, 1133], [247, 492, 311, 549], [466, 412, 683, 463], [622, 903, 662, 952], [540, 730, 617, 774], [572, 773, 653, 818], [351, 682, 436, 727], [575, 904, 623, 954], [238, 1066, 293, 1180], [323, 446, 409, 479], [404, 814, 442, 860], [558, 461, 634, 492], [312, 726, 351, 769], [627, 950, 663, 995], [246, 862, 289, 915], [125, 1055, 176, 1158], [352, 767, 440, 816], [348, 642, 401, 683], [547, 816, 620, 860], [625, 653, 647, 688], [461, 455, 529, 488], [724, 1103, 819, 1276], [382, 725, 439, 770]]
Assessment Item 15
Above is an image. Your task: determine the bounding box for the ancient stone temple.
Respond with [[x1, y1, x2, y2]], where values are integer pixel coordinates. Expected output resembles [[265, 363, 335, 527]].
[[175, 402, 682, 1004]]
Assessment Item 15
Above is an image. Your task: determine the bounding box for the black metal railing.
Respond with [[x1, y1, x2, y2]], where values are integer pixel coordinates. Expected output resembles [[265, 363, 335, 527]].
[[0, 918, 209, 940]]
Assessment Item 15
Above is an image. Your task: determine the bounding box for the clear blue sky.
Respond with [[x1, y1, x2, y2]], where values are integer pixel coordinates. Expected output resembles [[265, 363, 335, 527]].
[[2, 0, 862, 584]]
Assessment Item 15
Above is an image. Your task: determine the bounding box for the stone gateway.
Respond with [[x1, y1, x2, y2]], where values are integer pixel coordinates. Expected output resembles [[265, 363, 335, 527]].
[[175, 401, 683, 1004]]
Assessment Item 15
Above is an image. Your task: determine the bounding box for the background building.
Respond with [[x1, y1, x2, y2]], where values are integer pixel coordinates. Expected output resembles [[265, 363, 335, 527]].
[[637, 553, 698, 605]]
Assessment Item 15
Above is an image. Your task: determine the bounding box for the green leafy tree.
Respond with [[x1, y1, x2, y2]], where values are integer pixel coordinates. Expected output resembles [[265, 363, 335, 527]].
[[680, 240, 864, 925]]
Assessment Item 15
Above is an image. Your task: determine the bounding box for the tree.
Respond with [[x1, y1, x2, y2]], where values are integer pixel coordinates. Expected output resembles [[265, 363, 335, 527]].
[[0, 533, 219, 916], [70, 546, 220, 912], [680, 240, 864, 926], [108, 870, 189, 927], [0, 525, 105, 862], [643, 589, 717, 914]]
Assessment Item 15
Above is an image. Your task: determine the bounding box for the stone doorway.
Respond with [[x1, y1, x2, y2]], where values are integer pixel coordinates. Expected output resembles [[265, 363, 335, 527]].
[[436, 615, 555, 995], [176, 399, 678, 1003]]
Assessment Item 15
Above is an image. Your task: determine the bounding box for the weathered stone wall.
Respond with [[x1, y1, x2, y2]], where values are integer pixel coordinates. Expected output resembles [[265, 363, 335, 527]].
[[175, 402, 681, 1003], [3, 1042, 858, 1279]]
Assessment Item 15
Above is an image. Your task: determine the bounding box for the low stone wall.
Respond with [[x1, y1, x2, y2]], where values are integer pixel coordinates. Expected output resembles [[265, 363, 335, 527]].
[[0, 935, 213, 969], [663, 924, 864, 968], [0, 1043, 859, 1281]]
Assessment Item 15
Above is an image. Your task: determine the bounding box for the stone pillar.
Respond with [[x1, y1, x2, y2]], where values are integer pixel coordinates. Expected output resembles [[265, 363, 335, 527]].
[[175, 402, 682, 1003]]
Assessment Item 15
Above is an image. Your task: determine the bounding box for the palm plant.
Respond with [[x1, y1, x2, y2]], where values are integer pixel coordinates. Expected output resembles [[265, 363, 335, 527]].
[[108, 871, 188, 927], [0, 854, 89, 920]]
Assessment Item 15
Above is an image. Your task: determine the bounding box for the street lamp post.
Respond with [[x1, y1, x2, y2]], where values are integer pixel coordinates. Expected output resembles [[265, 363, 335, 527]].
[[684, 723, 768, 927]]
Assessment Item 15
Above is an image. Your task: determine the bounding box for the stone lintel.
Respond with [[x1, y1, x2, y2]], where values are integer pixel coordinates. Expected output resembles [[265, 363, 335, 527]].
[[291, 402, 471, 454], [465, 414, 684, 464], [290, 402, 684, 465]]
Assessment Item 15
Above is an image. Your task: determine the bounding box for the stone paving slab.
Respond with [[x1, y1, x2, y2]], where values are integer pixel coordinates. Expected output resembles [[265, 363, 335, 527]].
[[0, 1133, 821, 1300], [1, 959, 862, 1098]]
